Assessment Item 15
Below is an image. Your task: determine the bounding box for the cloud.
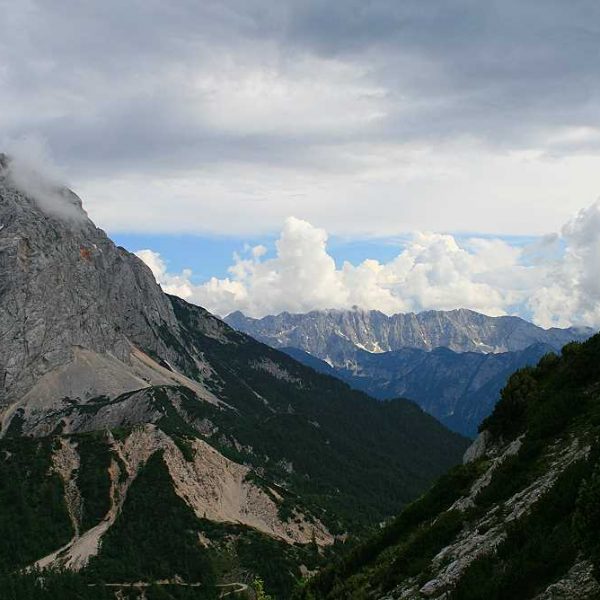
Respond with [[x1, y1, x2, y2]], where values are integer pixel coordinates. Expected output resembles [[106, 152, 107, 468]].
[[134, 249, 196, 300], [2, 136, 87, 222], [136, 202, 600, 328], [137, 218, 524, 319], [529, 202, 600, 327], [3, 1, 600, 236]]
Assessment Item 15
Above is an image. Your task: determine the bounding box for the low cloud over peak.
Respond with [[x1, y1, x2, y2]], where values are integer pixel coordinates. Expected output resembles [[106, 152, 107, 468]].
[[2, 137, 87, 222]]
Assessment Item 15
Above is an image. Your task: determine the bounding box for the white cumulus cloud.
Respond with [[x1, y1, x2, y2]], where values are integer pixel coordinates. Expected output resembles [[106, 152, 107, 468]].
[[136, 203, 600, 328], [529, 202, 600, 328], [134, 249, 196, 301]]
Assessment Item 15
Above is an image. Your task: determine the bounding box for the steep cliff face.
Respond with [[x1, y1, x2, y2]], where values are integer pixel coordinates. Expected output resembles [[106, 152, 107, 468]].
[[0, 155, 194, 409], [225, 308, 590, 362], [297, 335, 600, 600]]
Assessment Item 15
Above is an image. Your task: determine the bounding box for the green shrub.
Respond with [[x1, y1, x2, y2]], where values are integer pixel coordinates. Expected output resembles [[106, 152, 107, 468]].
[[573, 459, 600, 578]]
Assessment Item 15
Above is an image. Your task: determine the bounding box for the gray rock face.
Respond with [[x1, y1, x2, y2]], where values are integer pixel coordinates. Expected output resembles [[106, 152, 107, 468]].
[[225, 308, 592, 365], [463, 430, 493, 464], [534, 560, 600, 599], [0, 155, 190, 407]]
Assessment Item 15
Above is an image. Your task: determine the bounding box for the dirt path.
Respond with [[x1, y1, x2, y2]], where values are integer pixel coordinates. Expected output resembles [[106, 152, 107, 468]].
[[218, 582, 249, 597], [87, 581, 249, 597]]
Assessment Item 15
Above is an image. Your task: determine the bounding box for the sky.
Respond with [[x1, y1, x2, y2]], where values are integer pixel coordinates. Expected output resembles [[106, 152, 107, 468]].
[[3, 1, 600, 326]]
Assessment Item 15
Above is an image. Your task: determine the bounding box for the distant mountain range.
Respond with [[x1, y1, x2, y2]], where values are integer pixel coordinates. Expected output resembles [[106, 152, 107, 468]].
[[226, 310, 593, 436], [0, 154, 467, 597], [225, 308, 591, 359]]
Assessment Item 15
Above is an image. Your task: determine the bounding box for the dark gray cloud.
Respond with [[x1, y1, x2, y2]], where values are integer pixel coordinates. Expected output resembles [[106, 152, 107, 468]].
[[282, 0, 600, 147], [3, 1, 600, 164], [2, 1, 600, 235]]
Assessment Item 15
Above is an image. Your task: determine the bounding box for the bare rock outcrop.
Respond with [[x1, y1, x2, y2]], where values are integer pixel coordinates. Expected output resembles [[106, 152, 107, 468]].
[[534, 559, 600, 599], [163, 435, 333, 546], [383, 436, 591, 600]]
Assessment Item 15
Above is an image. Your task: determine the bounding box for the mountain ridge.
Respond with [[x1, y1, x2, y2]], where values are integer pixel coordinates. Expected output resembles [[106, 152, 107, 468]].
[[225, 309, 592, 436], [225, 308, 591, 361]]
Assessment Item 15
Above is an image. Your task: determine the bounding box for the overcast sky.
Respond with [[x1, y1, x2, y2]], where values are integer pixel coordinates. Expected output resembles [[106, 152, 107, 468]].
[[3, 1, 600, 324], [4, 0, 600, 235]]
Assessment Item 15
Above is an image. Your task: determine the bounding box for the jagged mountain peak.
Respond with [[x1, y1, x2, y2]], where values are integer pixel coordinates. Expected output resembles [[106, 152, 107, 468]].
[[225, 307, 593, 359], [0, 166, 220, 406]]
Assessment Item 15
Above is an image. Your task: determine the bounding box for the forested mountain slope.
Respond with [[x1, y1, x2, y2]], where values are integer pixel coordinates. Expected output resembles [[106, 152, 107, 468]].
[[296, 335, 600, 599], [282, 344, 554, 437]]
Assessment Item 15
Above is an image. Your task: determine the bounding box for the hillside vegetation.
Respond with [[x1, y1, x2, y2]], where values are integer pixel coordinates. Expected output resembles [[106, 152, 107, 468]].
[[296, 334, 600, 599]]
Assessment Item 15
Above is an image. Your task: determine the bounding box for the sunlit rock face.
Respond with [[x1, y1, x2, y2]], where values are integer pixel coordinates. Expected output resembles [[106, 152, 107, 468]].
[[0, 155, 190, 408], [225, 307, 591, 364]]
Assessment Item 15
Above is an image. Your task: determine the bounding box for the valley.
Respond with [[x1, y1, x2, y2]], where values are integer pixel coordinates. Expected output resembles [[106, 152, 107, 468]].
[[4, 2, 600, 598], [226, 312, 590, 436], [0, 158, 467, 598]]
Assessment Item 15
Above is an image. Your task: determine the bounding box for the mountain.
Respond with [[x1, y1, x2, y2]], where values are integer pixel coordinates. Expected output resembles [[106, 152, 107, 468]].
[[225, 309, 591, 363], [296, 334, 600, 599], [226, 311, 592, 437], [0, 155, 468, 598], [282, 344, 554, 437]]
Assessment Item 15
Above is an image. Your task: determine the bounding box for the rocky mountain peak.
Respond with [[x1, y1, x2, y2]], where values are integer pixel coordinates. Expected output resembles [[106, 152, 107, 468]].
[[225, 307, 593, 363], [0, 153, 90, 223], [0, 165, 190, 409]]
